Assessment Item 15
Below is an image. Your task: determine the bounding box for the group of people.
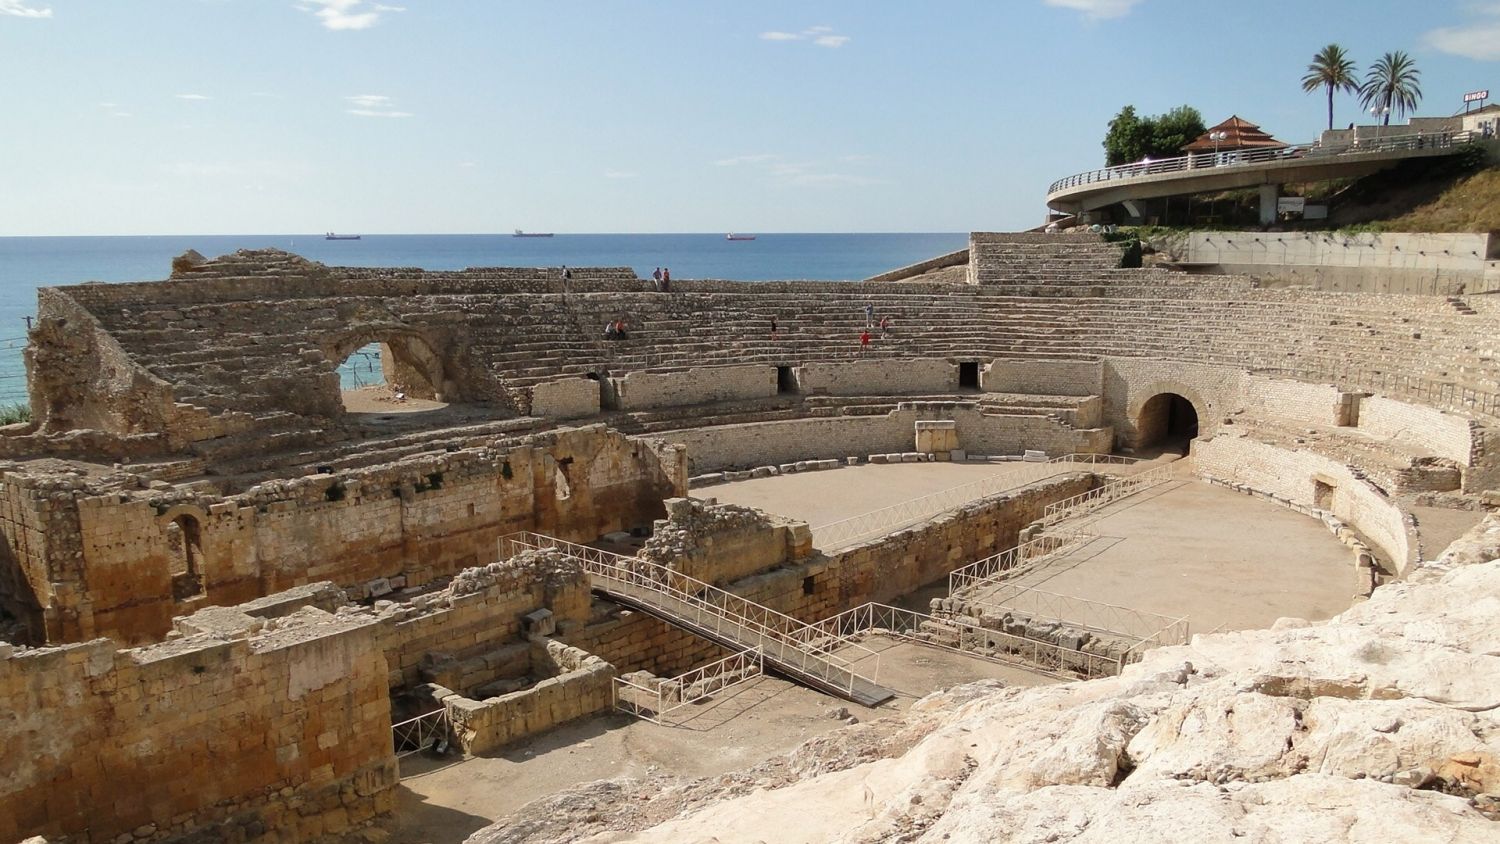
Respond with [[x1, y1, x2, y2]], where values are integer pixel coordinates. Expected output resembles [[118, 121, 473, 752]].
[[651, 267, 672, 292], [604, 318, 630, 340], [859, 304, 894, 352]]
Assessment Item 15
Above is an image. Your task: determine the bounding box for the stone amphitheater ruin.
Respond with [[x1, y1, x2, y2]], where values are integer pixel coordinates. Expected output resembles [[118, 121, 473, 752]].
[[3, 231, 1498, 843]]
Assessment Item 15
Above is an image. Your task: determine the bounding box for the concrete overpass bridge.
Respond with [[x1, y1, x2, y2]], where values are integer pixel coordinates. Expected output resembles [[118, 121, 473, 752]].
[[1046, 130, 1477, 225]]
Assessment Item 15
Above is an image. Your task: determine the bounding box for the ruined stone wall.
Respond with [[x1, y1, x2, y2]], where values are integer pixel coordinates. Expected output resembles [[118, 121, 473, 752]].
[[375, 551, 591, 689], [438, 639, 615, 755], [1194, 434, 1416, 572], [1102, 357, 1242, 449], [1239, 377, 1347, 428], [663, 408, 1105, 474], [798, 358, 958, 395], [0, 613, 397, 844], [19, 426, 683, 645], [614, 365, 777, 410]]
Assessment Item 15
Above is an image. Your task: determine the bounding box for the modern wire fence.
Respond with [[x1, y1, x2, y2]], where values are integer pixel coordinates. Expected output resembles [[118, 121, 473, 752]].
[[391, 708, 450, 758]]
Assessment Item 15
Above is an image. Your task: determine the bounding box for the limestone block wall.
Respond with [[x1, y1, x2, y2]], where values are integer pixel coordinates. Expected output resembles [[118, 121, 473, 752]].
[[375, 551, 592, 689], [1102, 357, 1242, 449], [614, 365, 777, 410], [640, 497, 808, 586], [798, 358, 958, 395], [1238, 377, 1347, 428], [1357, 396, 1477, 468], [562, 605, 729, 677], [664, 407, 1106, 474], [439, 639, 614, 755], [530, 376, 602, 419], [1193, 434, 1416, 573], [17, 426, 682, 646], [0, 612, 398, 843], [982, 359, 1103, 396]]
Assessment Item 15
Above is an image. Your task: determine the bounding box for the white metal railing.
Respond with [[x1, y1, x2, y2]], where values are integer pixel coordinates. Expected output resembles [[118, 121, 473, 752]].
[[1048, 130, 1474, 196], [392, 708, 450, 758], [811, 453, 1124, 551], [813, 601, 1123, 679], [614, 648, 765, 724], [958, 583, 1190, 647], [1039, 462, 1177, 526], [947, 530, 1095, 596], [501, 532, 881, 699]]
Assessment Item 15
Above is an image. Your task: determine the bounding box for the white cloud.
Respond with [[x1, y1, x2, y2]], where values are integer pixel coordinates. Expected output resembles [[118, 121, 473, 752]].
[[760, 26, 851, 47], [714, 153, 776, 166], [0, 0, 52, 18], [98, 102, 131, 118], [1043, 0, 1143, 20], [175, 93, 212, 101], [298, 0, 402, 31], [1425, 6, 1500, 60], [604, 170, 637, 179], [345, 94, 412, 117]]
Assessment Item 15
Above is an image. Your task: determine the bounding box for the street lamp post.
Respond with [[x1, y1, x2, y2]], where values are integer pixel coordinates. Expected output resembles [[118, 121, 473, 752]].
[[1210, 130, 1228, 165]]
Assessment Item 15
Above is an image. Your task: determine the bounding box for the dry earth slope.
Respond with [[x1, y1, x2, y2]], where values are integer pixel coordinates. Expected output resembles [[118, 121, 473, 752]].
[[469, 516, 1500, 844]]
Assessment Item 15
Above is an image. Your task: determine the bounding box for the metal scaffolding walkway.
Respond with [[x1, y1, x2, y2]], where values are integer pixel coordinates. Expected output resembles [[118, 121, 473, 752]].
[[502, 532, 895, 707]]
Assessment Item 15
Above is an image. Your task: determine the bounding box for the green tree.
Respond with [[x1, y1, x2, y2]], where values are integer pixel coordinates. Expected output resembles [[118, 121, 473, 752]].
[[1301, 44, 1359, 131], [1149, 105, 1207, 158], [1104, 105, 1150, 166], [1360, 51, 1422, 125], [1103, 104, 1206, 166]]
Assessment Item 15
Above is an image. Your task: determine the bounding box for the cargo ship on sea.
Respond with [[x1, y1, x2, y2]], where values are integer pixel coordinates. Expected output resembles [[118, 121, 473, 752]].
[[726, 233, 757, 241], [325, 232, 361, 240], [512, 229, 554, 238]]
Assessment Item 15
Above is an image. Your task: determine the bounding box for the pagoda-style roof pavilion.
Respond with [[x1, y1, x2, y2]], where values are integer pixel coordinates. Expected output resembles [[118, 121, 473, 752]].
[[1182, 116, 1288, 153]]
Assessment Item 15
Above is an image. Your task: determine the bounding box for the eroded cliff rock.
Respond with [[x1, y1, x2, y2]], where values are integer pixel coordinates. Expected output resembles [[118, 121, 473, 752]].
[[468, 516, 1500, 843]]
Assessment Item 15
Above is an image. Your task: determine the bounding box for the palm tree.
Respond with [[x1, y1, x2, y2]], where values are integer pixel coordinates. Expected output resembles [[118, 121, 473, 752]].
[[1301, 44, 1359, 131], [1360, 51, 1422, 126]]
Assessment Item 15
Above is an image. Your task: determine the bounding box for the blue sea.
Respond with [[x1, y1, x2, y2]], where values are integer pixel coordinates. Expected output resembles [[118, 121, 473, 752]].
[[0, 233, 967, 406]]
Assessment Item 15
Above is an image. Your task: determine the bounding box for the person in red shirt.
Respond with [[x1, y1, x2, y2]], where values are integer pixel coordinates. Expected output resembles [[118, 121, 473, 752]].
[[860, 330, 871, 353]]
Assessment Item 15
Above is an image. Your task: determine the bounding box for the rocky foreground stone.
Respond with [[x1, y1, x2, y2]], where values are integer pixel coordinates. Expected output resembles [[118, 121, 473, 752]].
[[468, 516, 1500, 843]]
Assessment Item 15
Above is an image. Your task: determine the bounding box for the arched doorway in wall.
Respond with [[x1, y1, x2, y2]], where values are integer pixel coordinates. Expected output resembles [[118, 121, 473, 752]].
[[1136, 392, 1200, 451], [164, 514, 207, 601]]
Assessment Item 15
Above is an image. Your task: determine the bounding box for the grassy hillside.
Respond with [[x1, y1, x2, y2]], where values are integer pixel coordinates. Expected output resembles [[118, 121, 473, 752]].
[[1323, 147, 1498, 232]]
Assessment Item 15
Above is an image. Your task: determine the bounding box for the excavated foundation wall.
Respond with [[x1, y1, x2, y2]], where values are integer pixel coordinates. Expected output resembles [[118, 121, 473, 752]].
[[0, 613, 397, 844], [4, 426, 684, 646]]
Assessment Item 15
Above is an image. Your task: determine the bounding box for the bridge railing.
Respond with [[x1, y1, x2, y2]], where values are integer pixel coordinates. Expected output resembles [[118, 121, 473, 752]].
[[501, 532, 881, 697], [614, 648, 765, 724], [1048, 130, 1474, 196], [947, 530, 1095, 596], [1038, 462, 1177, 527]]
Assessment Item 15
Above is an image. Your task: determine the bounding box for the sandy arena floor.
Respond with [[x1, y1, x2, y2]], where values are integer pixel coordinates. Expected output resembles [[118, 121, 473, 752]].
[[391, 637, 1049, 843]]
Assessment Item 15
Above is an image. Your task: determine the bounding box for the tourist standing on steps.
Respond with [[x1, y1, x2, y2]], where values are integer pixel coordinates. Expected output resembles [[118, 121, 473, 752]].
[[770, 316, 778, 338], [879, 314, 892, 337], [860, 329, 871, 353], [864, 303, 874, 328], [562, 265, 572, 281], [652, 267, 662, 290], [662, 267, 671, 285]]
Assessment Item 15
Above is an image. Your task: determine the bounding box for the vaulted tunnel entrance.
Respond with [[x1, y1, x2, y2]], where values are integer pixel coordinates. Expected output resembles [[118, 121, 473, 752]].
[[333, 334, 450, 415], [1136, 392, 1199, 450]]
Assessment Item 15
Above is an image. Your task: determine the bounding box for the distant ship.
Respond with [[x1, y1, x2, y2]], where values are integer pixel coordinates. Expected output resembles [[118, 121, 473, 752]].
[[325, 232, 361, 240], [513, 229, 554, 238], [726, 233, 757, 241]]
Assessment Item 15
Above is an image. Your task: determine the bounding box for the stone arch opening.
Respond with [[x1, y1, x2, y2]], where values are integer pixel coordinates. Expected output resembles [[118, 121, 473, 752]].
[[328, 330, 451, 414], [1136, 392, 1199, 449], [164, 514, 206, 601]]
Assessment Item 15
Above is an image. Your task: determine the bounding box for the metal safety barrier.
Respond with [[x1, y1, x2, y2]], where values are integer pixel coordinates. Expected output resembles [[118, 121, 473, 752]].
[[391, 708, 450, 758], [1038, 462, 1177, 526], [614, 648, 765, 724], [947, 530, 1096, 596]]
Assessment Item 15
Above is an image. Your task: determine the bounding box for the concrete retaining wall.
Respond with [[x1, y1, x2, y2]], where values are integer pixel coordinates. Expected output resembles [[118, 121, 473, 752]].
[[1186, 231, 1500, 295]]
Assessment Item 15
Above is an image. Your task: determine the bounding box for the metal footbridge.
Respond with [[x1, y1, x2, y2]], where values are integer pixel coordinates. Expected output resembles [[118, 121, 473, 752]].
[[502, 532, 895, 707]]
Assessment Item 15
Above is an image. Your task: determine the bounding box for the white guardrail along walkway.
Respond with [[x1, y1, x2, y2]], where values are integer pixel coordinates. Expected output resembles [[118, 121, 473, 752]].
[[501, 532, 896, 707]]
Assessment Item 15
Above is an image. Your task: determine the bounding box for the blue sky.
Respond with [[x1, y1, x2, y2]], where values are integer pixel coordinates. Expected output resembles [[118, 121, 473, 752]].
[[2, 0, 1496, 235]]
